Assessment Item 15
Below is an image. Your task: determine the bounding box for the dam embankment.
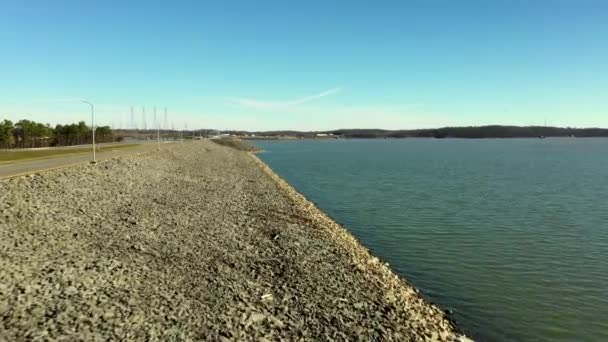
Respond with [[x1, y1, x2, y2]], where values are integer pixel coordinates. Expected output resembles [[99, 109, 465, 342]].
[[0, 140, 468, 341]]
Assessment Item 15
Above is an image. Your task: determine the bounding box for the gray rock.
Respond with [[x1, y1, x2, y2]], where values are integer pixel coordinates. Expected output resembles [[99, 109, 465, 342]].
[[0, 140, 470, 341]]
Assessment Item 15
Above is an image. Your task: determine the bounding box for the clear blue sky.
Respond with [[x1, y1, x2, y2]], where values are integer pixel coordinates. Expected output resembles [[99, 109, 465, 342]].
[[1, 0, 606, 130]]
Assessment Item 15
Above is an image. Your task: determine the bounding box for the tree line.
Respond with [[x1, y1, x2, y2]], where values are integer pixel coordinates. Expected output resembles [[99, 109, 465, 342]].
[[328, 126, 608, 138], [0, 119, 115, 149], [228, 126, 608, 139]]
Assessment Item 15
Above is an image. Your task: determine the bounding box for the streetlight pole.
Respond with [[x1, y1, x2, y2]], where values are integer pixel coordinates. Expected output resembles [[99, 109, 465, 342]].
[[82, 100, 96, 164]]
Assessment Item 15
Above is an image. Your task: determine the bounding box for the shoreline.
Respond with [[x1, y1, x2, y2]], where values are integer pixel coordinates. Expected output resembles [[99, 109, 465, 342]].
[[1, 140, 471, 341], [249, 151, 470, 340], [222, 138, 471, 340]]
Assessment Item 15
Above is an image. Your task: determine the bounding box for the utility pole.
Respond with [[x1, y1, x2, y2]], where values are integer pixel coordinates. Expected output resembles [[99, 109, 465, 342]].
[[154, 106, 160, 150]]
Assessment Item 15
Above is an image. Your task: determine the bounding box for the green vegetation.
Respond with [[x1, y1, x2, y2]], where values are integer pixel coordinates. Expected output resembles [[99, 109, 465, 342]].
[[0, 144, 139, 163], [0, 119, 118, 149]]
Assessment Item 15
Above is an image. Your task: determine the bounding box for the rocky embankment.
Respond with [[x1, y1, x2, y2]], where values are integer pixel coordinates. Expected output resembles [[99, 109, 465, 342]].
[[210, 138, 262, 152], [0, 140, 470, 341]]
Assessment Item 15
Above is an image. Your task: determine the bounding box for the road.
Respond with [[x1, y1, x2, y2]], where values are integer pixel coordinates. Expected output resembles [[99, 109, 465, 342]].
[[0, 142, 167, 179]]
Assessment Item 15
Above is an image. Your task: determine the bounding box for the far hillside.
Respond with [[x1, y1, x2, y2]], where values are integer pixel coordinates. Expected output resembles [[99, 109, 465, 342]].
[[224, 126, 608, 139]]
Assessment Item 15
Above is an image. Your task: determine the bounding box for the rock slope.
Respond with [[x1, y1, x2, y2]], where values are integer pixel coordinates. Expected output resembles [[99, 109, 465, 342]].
[[0, 140, 470, 341]]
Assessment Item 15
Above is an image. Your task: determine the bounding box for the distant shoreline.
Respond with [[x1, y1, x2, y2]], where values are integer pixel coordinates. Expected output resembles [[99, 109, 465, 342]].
[[242, 135, 608, 141], [219, 125, 608, 140]]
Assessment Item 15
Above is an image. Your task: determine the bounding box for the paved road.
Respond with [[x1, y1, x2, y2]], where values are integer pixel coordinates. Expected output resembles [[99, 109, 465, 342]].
[[0, 142, 167, 179]]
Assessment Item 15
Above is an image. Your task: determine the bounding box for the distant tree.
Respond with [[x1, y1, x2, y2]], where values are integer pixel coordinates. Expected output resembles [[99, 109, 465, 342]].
[[432, 129, 447, 138], [95, 126, 113, 143], [76, 121, 89, 144], [312, 126, 608, 139], [52, 122, 87, 146], [0, 119, 15, 148], [13, 119, 53, 147], [1, 119, 117, 149]]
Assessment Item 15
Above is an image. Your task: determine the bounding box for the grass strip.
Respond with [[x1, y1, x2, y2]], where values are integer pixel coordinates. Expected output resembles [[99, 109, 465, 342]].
[[0, 144, 139, 163]]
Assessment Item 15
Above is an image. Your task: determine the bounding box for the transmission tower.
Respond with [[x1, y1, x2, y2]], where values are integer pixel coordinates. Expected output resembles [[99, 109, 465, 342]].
[[130, 106, 136, 130], [163, 107, 168, 130], [154, 106, 160, 149], [142, 106, 147, 131], [153, 106, 157, 128]]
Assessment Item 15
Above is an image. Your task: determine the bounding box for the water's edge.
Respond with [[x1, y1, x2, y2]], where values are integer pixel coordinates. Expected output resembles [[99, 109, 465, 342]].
[[248, 152, 473, 340]]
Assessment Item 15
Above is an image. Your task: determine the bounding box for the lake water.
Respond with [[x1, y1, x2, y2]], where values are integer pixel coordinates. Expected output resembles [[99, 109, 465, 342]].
[[253, 138, 608, 342]]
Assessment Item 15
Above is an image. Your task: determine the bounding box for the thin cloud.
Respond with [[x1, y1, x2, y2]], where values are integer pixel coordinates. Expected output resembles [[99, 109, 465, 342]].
[[230, 87, 342, 110]]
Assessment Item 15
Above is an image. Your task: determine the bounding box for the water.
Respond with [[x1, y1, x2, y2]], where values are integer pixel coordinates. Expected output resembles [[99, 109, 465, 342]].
[[253, 138, 608, 342]]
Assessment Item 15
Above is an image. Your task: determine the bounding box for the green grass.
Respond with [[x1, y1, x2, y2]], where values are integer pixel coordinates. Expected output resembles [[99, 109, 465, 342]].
[[0, 144, 140, 163]]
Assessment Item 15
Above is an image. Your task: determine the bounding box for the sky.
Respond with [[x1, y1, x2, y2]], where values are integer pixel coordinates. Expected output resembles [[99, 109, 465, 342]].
[[0, 0, 607, 131]]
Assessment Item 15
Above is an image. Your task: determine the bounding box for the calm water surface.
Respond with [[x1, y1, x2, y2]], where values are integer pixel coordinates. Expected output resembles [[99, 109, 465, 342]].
[[253, 138, 608, 342]]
